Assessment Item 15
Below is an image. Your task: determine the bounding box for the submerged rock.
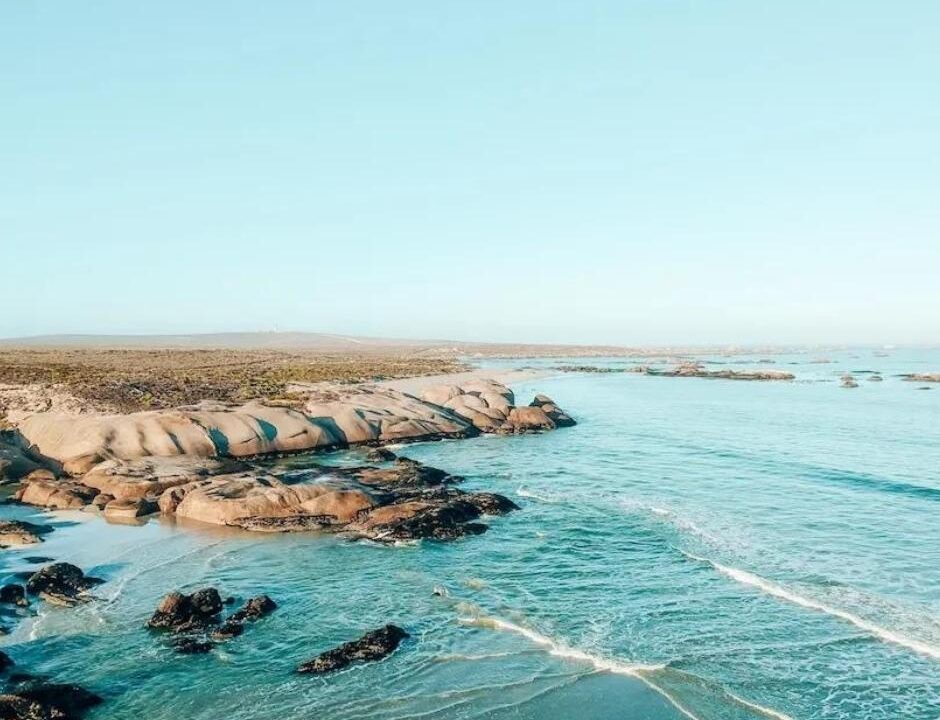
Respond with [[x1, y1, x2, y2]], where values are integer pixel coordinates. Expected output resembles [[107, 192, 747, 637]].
[[841, 375, 859, 388], [227, 595, 277, 623], [297, 624, 409, 675], [172, 637, 215, 654], [528, 394, 576, 428], [25, 564, 103, 606]]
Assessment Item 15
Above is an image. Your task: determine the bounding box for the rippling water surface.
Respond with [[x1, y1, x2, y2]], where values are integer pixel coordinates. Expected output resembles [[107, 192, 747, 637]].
[[2, 349, 939, 719]]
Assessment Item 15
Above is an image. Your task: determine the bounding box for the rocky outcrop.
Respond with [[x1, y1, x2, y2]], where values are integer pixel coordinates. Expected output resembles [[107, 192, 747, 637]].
[[10, 380, 566, 543], [16, 455, 519, 542], [147, 588, 276, 653], [297, 624, 408, 675], [25, 564, 103, 607], [642, 363, 795, 381], [13, 380, 571, 473], [529, 394, 576, 427], [0, 521, 50, 548], [147, 588, 223, 633], [841, 375, 859, 388]]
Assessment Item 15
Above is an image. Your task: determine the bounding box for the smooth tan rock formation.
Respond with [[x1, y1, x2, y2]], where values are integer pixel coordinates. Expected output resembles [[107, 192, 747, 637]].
[[173, 474, 378, 527], [15, 477, 97, 510], [82, 457, 245, 500], [503, 406, 555, 433], [103, 497, 159, 519], [10, 380, 571, 542]]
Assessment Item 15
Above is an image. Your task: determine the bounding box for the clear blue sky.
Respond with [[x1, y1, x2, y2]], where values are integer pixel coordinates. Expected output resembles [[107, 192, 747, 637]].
[[2, 1, 937, 345]]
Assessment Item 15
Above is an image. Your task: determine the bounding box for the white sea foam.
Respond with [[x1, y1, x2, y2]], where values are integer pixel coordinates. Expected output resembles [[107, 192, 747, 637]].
[[459, 614, 709, 720], [683, 551, 940, 660], [516, 486, 559, 504], [625, 501, 723, 545], [725, 689, 797, 720]]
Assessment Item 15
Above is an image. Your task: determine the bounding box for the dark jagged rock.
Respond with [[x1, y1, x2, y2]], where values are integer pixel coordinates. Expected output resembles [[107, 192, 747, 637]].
[[365, 447, 397, 462], [463, 492, 520, 515], [0, 584, 27, 607], [210, 621, 244, 641], [151, 589, 276, 650], [231, 515, 332, 533], [171, 637, 214, 655], [297, 624, 409, 675], [211, 594, 277, 640], [0, 650, 12, 672], [25, 564, 103, 606], [0, 679, 102, 719], [377, 500, 488, 540], [228, 595, 277, 624], [147, 588, 222, 633]]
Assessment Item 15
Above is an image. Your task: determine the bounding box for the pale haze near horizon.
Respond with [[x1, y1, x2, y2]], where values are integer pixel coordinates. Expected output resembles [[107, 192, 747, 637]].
[[2, 2, 937, 346]]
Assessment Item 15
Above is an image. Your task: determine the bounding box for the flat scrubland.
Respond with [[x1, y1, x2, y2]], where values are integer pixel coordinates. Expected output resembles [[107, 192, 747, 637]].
[[0, 347, 466, 414]]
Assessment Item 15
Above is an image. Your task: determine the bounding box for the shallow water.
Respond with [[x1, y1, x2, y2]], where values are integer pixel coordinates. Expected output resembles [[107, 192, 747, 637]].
[[2, 348, 939, 719]]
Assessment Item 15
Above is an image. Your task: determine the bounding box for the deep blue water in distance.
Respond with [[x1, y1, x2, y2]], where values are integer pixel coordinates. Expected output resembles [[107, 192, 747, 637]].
[[2, 348, 939, 719]]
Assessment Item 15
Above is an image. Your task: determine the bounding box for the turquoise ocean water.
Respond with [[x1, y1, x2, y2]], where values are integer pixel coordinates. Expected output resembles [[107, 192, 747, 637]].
[[2, 349, 938, 719]]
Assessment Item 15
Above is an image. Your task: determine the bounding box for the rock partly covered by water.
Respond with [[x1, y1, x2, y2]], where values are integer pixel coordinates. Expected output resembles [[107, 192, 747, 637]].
[[147, 587, 277, 653], [16, 456, 519, 543], [25, 563, 103, 607], [642, 363, 795, 381], [841, 375, 859, 388], [297, 624, 409, 675], [10, 380, 559, 542], [0, 584, 28, 607], [0, 521, 50, 548], [901, 373, 940, 383], [0, 679, 102, 720], [147, 587, 223, 633]]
